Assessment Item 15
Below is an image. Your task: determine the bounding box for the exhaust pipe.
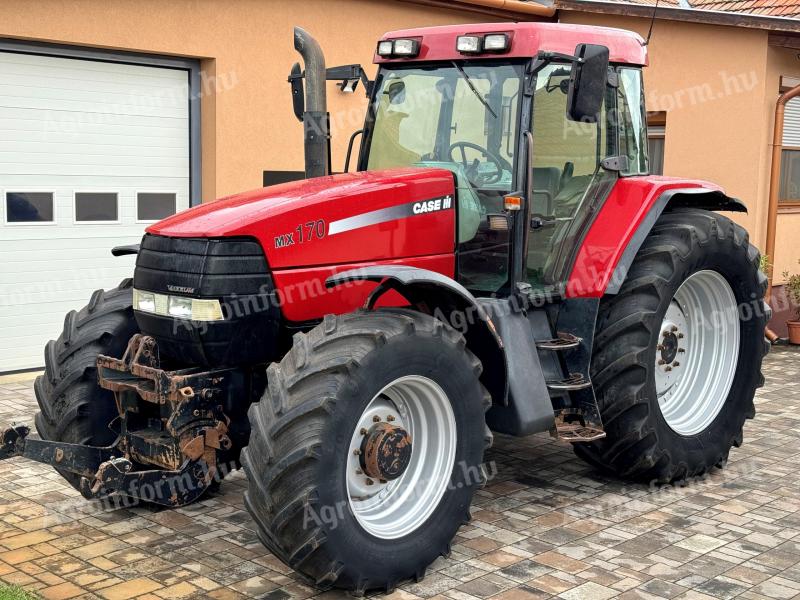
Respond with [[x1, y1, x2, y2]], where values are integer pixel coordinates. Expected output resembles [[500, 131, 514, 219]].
[[294, 27, 330, 179]]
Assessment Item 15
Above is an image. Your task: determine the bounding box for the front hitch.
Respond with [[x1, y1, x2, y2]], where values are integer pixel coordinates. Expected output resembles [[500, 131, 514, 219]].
[[2, 334, 237, 507]]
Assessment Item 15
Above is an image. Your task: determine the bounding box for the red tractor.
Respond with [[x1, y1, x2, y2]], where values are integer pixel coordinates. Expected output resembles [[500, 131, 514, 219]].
[[1, 22, 769, 594]]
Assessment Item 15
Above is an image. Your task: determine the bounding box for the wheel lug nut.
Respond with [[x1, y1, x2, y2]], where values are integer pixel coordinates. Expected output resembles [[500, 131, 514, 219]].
[[356, 468, 363, 475], [386, 415, 395, 422], [360, 428, 368, 435], [657, 344, 665, 351], [353, 449, 361, 456], [366, 478, 374, 486], [671, 326, 678, 332], [678, 348, 685, 353], [665, 366, 672, 372], [678, 333, 684, 339], [372, 415, 380, 423], [673, 361, 680, 367], [658, 359, 666, 365]]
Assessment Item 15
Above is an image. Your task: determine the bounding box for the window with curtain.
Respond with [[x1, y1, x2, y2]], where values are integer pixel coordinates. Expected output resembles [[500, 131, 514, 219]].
[[781, 97, 800, 205], [647, 111, 666, 176]]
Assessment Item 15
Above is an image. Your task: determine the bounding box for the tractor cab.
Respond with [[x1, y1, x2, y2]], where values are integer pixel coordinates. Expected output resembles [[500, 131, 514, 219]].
[[355, 23, 649, 296]]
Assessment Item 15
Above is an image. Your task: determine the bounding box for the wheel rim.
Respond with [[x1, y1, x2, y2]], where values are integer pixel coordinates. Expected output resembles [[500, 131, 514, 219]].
[[655, 269, 740, 436], [346, 375, 457, 539]]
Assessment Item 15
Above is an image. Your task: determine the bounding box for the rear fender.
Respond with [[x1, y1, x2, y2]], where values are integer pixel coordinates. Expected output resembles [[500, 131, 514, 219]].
[[326, 266, 508, 404], [607, 188, 747, 295]]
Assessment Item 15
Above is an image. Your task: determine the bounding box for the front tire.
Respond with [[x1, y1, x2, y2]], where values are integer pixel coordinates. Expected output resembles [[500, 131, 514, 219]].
[[574, 209, 769, 483], [34, 279, 139, 491], [242, 309, 491, 594]]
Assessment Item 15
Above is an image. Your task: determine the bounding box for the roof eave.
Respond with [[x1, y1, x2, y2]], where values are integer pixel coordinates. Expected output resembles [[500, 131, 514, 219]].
[[556, 0, 800, 32]]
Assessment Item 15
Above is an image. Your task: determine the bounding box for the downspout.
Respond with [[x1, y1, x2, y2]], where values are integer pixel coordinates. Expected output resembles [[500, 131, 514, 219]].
[[294, 27, 329, 179], [764, 82, 800, 341]]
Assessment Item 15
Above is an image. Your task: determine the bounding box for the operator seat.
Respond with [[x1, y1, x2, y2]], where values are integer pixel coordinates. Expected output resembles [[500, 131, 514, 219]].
[[415, 161, 482, 243]]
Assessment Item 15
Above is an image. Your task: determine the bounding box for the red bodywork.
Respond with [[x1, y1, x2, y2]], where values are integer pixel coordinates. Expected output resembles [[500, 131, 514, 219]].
[[567, 177, 723, 298], [376, 22, 647, 66], [149, 168, 457, 321]]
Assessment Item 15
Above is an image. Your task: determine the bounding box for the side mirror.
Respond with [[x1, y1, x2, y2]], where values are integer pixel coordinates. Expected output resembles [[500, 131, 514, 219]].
[[566, 44, 609, 123], [289, 62, 304, 122]]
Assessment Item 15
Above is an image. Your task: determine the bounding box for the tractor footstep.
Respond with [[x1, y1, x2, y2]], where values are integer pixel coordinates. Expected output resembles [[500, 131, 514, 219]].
[[552, 421, 606, 443]]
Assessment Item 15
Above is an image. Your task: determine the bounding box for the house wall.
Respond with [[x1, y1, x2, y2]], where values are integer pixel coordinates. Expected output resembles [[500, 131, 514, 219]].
[[0, 0, 503, 202], [766, 46, 800, 283]]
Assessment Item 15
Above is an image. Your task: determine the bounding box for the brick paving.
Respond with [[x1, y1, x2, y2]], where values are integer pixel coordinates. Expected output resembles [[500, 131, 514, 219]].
[[0, 347, 799, 599]]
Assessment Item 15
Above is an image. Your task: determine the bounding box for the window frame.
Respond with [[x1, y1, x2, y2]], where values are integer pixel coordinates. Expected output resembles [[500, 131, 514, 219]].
[[135, 190, 179, 224], [615, 67, 649, 177], [779, 146, 800, 209], [2, 190, 57, 226], [73, 190, 121, 225]]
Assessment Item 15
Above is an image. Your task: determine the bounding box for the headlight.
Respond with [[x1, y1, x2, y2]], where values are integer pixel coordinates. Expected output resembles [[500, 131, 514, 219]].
[[133, 288, 224, 322], [168, 296, 193, 318]]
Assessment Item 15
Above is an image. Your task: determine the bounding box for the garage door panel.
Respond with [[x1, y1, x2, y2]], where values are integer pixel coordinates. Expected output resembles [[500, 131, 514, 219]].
[[0, 114, 188, 138], [0, 50, 191, 372], [0, 55, 187, 87], [0, 141, 188, 157], [0, 84, 187, 112]]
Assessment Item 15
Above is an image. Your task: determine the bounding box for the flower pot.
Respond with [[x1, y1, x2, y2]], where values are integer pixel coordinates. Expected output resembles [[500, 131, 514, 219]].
[[788, 320, 800, 345]]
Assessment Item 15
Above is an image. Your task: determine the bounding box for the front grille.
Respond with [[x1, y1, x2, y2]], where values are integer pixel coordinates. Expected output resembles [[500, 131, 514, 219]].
[[133, 234, 280, 367], [135, 234, 270, 297]]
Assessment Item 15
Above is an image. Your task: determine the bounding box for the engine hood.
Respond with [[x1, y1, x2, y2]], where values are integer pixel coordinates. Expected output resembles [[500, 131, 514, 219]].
[[148, 167, 457, 270]]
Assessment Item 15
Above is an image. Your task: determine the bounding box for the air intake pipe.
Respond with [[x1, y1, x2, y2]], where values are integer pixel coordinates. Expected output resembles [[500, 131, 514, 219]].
[[294, 26, 330, 178]]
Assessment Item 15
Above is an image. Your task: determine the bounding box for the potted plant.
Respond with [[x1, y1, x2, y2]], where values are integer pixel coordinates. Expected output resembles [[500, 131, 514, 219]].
[[783, 261, 800, 345]]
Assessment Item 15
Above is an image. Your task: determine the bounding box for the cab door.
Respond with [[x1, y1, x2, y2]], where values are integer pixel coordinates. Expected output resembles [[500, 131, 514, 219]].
[[524, 62, 617, 293]]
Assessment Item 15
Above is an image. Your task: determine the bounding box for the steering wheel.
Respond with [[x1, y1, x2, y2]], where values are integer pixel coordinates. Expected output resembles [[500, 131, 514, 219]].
[[448, 142, 511, 186]]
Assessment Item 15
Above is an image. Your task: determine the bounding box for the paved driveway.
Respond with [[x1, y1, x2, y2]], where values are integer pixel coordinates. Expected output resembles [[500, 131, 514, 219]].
[[1, 347, 799, 600]]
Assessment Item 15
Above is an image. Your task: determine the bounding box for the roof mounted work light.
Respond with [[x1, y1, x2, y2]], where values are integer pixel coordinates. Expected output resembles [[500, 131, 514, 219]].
[[377, 39, 421, 58], [457, 33, 510, 55]]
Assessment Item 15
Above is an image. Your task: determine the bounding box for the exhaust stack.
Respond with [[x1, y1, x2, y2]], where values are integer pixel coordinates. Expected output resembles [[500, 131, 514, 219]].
[[294, 27, 330, 179]]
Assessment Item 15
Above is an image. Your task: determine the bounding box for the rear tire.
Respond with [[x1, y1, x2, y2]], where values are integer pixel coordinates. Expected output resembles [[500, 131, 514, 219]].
[[34, 279, 138, 491], [574, 209, 769, 483], [242, 309, 491, 594]]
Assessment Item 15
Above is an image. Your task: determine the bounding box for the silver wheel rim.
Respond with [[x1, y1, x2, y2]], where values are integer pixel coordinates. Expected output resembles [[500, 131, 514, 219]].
[[655, 269, 740, 436], [346, 375, 456, 539]]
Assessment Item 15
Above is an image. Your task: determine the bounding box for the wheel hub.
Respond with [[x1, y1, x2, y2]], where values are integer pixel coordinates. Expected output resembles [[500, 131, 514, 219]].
[[360, 423, 412, 481], [659, 330, 680, 364]]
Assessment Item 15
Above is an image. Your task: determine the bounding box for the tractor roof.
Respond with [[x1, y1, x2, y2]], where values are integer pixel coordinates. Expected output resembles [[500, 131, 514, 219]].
[[375, 22, 647, 66]]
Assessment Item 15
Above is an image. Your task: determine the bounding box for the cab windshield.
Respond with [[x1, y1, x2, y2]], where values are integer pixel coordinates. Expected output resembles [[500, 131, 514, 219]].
[[364, 62, 525, 293]]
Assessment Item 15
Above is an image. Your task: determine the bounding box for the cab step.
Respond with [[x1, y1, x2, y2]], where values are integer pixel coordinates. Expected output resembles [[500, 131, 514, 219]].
[[536, 333, 581, 351], [546, 373, 592, 391], [551, 409, 606, 443]]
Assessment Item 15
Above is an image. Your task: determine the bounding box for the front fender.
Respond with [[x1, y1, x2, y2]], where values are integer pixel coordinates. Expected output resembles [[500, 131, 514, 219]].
[[326, 266, 508, 405]]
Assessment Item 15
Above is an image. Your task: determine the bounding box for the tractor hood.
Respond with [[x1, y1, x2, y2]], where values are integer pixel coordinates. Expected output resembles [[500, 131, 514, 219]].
[[148, 167, 457, 269]]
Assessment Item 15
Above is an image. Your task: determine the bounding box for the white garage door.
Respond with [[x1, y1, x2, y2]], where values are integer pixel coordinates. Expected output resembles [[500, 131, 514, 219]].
[[0, 51, 191, 372]]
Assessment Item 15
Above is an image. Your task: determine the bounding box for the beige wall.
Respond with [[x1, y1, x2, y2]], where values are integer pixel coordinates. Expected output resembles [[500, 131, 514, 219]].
[[766, 46, 800, 281], [0, 0, 505, 201]]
